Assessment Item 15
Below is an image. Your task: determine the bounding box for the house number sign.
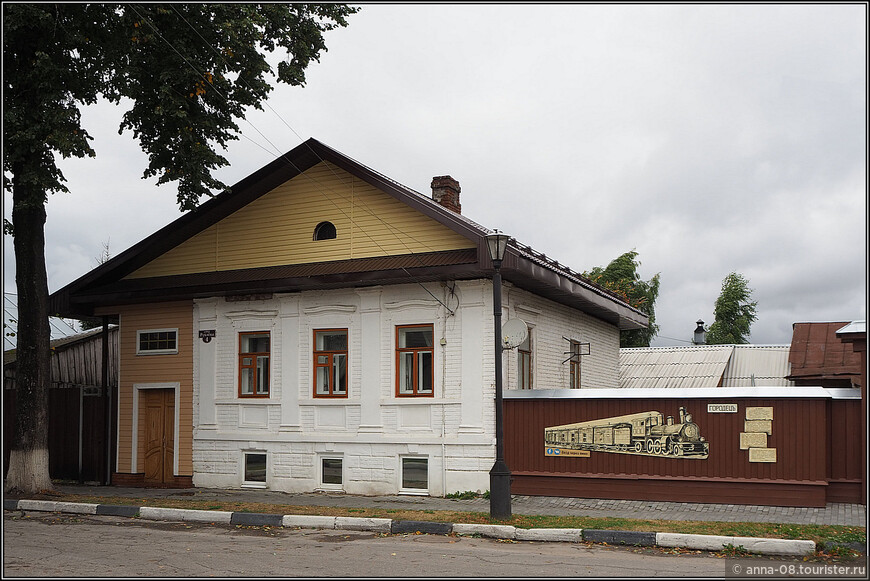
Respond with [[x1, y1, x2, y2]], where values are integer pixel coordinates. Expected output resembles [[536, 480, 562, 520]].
[[199, 330, 216, 343]]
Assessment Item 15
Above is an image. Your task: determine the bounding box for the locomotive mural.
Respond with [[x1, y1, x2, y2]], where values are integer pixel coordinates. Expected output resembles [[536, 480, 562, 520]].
[[544, 407, 709, 459]]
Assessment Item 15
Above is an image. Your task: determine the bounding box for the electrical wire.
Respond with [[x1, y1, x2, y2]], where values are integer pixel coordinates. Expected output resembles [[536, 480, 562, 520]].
[[129, 5, 456, 312]]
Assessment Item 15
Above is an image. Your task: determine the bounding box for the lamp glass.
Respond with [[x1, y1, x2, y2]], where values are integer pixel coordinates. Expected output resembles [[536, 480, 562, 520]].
[[485, 232, 509, 262]]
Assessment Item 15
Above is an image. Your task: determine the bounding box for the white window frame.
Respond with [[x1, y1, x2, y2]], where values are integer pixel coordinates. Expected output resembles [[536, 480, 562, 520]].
[[136, 328, 179, 355], [242, 451, 268, 488], [319, 455, 344, 490], [398, 456, 429, 495]]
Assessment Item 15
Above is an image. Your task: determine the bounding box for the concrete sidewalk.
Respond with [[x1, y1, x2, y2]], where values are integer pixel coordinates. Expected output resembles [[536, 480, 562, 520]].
[[26, 483, 867, 527]]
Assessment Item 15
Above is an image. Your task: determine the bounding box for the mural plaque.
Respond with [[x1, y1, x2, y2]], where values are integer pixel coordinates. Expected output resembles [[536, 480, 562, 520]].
[[739, 432, 768, 450], [749, 448, 777, 463], [744, 420, 772, 435], [544, 406, 709, 459], [745, 406, 773, 421]]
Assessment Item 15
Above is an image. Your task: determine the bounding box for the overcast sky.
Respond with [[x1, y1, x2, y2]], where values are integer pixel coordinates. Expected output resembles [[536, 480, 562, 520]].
[[3, 3, 867, 348]]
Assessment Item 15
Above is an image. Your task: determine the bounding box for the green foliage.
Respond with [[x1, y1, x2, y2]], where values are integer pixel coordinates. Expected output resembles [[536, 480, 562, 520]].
[[584, 251, 661, 347], [2, 2, 357, 494], [3, 3, 358, 209], [446, 491, 481, 500], [720, 543, 750, 557], [706, 272, 758, 344]]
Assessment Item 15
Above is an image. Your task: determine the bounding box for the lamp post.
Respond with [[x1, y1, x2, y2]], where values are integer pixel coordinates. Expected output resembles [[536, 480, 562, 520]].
[[485, 231, 511, 520]]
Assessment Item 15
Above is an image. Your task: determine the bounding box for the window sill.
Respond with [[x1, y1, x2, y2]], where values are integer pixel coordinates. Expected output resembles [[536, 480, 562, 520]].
[[241, 482, 267, 489], [382, 399, 450, 405], [300, 399, 357, 405]]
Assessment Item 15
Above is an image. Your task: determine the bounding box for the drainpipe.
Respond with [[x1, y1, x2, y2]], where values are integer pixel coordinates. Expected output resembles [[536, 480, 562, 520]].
[[102, 317, 110, 485]]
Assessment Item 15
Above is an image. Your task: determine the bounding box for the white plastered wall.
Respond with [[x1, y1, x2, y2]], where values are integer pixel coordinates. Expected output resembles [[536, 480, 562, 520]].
[[191, 278, 621, 495]]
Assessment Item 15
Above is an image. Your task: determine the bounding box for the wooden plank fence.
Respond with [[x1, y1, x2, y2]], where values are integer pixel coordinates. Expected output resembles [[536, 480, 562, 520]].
[[3, 327, 117, 482]]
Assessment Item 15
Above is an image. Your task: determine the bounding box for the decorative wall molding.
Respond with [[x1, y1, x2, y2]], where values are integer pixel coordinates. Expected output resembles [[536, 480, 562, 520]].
[[302, 304, 357, 315]]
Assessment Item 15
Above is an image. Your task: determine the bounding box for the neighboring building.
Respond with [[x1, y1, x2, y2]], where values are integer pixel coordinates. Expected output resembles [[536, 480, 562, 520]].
[[49, 138, 647, 494], [618, 345, 794, 389], [786, 321, 864, 389]]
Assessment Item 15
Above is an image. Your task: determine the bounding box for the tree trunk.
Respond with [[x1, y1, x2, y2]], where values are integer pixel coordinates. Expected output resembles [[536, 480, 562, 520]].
[[5, 172, 54, 494]]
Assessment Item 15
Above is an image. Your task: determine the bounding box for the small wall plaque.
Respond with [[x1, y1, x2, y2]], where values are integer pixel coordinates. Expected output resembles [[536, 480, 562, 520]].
[[707, 403, 738, 413], [745, 406, 773, 421], [199, 329, 216, 343], [749, 448, 777, 463], [545, 448, 590, 457]]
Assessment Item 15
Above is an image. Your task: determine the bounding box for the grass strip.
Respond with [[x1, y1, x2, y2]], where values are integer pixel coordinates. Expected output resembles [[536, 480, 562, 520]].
[[21, 492, 865, 547]]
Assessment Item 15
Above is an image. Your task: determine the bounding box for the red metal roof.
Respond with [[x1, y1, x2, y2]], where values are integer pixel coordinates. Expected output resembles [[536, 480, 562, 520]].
[[787, 322, 863, 386]]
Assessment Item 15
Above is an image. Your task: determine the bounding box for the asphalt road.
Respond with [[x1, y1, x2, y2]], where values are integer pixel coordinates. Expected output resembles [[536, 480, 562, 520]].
[[2, 512, 831, 579]]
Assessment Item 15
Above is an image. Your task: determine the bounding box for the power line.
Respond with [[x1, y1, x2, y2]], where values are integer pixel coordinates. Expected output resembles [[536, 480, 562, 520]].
[[131, 6, 456, 313]]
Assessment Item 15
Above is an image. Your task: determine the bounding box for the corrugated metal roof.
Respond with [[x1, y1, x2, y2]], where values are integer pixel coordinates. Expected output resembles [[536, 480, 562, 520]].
[[619, 346, 732, 388], [618, 344, 794, 388], [722, 345, 794, 387]]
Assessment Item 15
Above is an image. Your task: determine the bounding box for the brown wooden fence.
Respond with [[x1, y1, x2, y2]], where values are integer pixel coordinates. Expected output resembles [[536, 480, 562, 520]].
[[3, 387, 107, 482], [3, 326, 117, 483], [504, 387, 864, 507]]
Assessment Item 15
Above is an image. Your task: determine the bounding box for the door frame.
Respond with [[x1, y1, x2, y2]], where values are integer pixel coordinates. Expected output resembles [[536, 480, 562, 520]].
[[131, 382, 180, 476]]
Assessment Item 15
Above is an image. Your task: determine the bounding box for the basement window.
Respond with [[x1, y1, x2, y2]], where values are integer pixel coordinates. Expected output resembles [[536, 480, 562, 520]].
[[321, 457, 343, 488], [400, 457, 428, 493], [243, 452, 267, 487], [313, 221, 337, 241]]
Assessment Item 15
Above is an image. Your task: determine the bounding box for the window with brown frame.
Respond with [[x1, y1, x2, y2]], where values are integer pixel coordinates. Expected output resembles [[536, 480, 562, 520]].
[[396, 324, 434, 397], [518, 330, 532, 390], [313, 329, 348, 398], [239, 332, 270, 398], [569, 340, 581, 389]]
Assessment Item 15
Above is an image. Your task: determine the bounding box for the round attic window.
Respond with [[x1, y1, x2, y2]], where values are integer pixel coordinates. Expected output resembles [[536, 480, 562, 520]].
[[313, 221, 337, 241]]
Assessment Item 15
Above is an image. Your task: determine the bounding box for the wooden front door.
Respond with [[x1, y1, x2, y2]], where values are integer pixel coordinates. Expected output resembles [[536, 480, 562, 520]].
[[142, 389, 175, 486]]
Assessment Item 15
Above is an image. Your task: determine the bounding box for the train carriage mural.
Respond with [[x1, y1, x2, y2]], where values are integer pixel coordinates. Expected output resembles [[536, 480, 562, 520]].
[[544, 406, 709, 459]]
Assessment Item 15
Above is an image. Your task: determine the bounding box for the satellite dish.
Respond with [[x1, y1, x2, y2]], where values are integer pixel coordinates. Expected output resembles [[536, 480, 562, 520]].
[[502, 319, 528, 350]]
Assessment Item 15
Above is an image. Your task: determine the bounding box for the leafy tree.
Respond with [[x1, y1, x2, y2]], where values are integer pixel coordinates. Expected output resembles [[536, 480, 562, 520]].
[[706, 272, 758, 345], [3, 3, 357, 494], [584, 250, 661, 347]]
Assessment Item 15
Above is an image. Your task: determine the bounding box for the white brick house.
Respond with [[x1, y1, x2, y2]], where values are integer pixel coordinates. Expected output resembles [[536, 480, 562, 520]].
[[49, 138, 647, 495]]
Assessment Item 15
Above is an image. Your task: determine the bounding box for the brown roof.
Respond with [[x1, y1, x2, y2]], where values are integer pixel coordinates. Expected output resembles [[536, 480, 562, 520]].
[[786, 322, 863, 385], [48, 139, 649, 331]]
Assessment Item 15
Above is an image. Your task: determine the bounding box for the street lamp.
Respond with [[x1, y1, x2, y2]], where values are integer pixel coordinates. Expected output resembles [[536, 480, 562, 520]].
[[485, 230, 511, 520]]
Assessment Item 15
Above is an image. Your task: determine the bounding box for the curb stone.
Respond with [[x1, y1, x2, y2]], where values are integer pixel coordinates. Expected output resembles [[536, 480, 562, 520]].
[[230, 512, 284, 527], [335, 516, 392, 533], [452, 523, 516, 539], [391, 520, 453, 535], [140, 506, 232, 524], [282, 515, 337, 529], [656, 532, 817, 556], [3, 500, 827, 556], [822, 541, 866, 553], [516, 528, 583, 542], [584, 529, 657, 547], [95, 504, 140, 517]]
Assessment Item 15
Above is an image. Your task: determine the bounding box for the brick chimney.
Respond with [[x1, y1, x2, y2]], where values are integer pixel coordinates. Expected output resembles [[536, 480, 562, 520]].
[[430, 175, 461, 214]]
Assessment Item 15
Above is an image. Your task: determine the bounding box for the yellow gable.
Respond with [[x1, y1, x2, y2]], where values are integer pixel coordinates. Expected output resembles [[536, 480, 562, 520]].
[[126, 162, 475, 279]]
